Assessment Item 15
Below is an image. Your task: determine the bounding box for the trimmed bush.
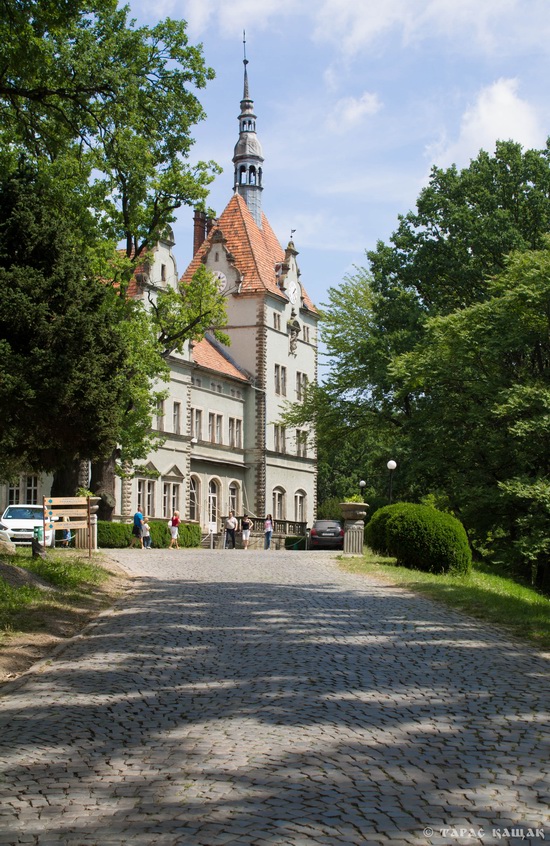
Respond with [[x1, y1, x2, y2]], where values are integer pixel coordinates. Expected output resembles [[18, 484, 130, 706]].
[[97, 521, 132, 548], [97, 520, 201, 549], [285, 535, 307, 550], [384, 503, 472, 575], [365, 503, 408, 555]]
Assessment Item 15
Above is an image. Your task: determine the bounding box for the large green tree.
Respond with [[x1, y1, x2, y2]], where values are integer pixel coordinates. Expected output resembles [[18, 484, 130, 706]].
[[0, 2, 226, 503], [292, 140, 550, 580]]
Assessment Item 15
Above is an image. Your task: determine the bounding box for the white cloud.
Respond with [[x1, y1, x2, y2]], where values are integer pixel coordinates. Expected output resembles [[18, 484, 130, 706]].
[[312, 0, 550, 55], [326, 91, 382, 133], [427, 78, 546, 169], [175, 0, 302, 37]]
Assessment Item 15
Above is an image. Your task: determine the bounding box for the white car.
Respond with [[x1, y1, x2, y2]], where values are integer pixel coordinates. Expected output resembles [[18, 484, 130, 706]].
[[0, 505, 56, 547]]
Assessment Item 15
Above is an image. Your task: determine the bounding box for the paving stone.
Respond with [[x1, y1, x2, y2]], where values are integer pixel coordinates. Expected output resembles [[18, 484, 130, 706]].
[[0, 548, 548, 844]]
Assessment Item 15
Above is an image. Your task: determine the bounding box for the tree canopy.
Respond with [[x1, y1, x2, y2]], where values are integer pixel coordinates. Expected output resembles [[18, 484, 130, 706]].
[[295, 140, 550, 584], [0, 2, 225, 484]]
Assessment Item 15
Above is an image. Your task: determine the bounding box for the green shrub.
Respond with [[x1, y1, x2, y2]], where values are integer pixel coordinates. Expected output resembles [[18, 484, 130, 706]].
[[97, 520, 201, 549], [285, 535, 307, 550], [365, 503, 407, 554], [178, 523, 201, 548], [97, 521, 132, 548], [385, 503, 472, 575]]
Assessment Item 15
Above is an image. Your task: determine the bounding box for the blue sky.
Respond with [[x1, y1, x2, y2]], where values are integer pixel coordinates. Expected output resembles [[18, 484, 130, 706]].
[[128, 0, 550, 316]]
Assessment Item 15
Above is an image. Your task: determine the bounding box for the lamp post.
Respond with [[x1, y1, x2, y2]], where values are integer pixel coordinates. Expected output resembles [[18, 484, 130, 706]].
[[359, 480, 366, 500], [387, 460, 397, 504]]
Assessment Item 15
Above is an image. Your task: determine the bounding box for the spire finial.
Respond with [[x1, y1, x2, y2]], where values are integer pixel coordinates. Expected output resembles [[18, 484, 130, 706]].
[[242, 30, 249, 99]]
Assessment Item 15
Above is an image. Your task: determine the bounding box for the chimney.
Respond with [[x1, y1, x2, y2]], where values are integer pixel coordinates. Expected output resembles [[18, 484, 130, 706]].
[[206, 216, 214, 237], [193, 210, 207, 256]]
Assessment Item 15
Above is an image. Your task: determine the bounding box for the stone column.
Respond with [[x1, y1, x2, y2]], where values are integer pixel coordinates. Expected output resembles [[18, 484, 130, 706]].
[[340, 503, 368, 556]]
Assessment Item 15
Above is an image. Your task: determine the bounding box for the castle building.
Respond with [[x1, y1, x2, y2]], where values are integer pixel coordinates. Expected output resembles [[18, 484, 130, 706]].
[[0, 56, 319, 542]]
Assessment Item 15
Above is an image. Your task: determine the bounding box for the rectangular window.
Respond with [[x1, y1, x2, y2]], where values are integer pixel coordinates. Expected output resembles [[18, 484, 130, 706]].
[[229, 418, 243, 448], [191, 408, 202, 440], [273, 313, 281, 330], [162, 482, 179, 518], [296, 429, 308, 458], [274, 424, 286, 454], [296, 372, 308, 401], [171, 484, 180, 514], [137, 479, 155, 517], [173, 402, 181, 435], [209, 413, 223, 444], [8, 483, 20, 505], [25, 475, 38, 504], [161, 263, 166, 282], [144, 481, 154, 517], [275, 365, 287, 396]]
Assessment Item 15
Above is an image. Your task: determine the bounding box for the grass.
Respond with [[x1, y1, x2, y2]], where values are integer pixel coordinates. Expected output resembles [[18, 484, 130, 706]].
[[0, 548, 120, 632], [341, 548, 550, 651]]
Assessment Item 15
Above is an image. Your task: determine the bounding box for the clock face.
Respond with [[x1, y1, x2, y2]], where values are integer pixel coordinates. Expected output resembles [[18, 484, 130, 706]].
[[213, 270, 227, 293], [287, 281, 298, 303]]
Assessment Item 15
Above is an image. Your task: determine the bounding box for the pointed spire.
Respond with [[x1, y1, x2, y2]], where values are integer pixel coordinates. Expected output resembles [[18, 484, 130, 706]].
[[243, 30, 249, 100], [233, 35, 264, 227]]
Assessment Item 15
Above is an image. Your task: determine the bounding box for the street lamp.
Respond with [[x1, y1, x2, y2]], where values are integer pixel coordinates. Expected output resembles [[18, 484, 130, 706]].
[[359, 480, 366, 500], [387, 460, 397, 504]]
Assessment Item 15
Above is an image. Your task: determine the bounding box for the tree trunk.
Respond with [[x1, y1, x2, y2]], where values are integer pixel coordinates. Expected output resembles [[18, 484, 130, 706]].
[[91, 451, 118, 521], [51, 460, 80, 498]]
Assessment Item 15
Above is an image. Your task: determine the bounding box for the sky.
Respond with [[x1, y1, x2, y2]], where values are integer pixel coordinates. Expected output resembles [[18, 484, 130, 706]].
[[127, 0, 550, 316]]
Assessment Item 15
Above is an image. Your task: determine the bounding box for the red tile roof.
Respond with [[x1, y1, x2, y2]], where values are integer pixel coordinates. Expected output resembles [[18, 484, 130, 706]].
[[192, 335, 250, 383], [181, 193, 317, 313]]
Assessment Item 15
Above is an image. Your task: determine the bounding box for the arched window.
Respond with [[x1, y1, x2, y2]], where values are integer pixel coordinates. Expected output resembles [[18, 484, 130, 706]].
[[294, 490, 306, 523], [189, 476, 200, 522], [229, 482, 239, 515], [272, 487, 286, 521], [208, 479, 219, 526], [239, 165, 247, 185], [249, 167, 256, 185]]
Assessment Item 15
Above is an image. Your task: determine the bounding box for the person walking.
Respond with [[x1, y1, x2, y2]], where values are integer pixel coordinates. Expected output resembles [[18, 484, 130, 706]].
[[225, 511, 238, 549], [142, 517, 152, 549], [241, 513, 251, 550], [264, 513, 273, 550], [130, 510, 144, 549], [168, 510, 180, 549]]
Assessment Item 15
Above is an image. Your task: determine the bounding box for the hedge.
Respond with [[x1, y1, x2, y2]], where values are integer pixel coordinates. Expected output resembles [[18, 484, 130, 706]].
[[97, 520, 201, 549], [366, 502, 472, 575], [285, 535, 308, 550]]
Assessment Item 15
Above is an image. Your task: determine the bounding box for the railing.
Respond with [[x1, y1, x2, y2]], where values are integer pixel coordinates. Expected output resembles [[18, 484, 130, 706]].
[[221, 516, 307, 536]]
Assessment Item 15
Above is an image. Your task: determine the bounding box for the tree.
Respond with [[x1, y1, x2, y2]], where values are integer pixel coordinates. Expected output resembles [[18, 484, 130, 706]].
[[0, 3, 225, 504], [294, 141, 550, 579], [394, 243, 550, 585], [0, 159, 129, 477]]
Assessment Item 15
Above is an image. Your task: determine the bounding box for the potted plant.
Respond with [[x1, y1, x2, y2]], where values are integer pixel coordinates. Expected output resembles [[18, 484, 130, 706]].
[[340, 494, 368, 521]]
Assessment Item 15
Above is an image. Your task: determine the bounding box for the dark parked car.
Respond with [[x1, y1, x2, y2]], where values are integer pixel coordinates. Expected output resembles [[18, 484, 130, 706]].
[[309, 519, 344, 550]]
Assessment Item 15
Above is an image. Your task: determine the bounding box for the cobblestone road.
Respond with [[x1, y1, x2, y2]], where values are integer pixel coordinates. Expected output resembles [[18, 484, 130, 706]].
[[0, 549, 548, 846]]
